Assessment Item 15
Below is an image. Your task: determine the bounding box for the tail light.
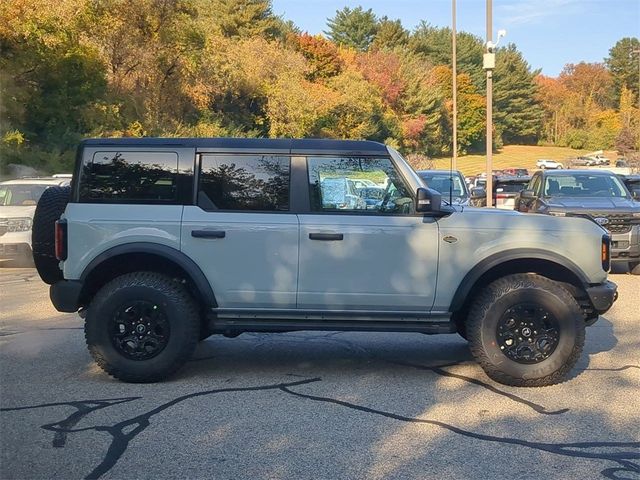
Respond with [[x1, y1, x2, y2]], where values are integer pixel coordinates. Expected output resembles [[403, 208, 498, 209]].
[[601, 234, 611, 272], [55, 219, 68, 261]]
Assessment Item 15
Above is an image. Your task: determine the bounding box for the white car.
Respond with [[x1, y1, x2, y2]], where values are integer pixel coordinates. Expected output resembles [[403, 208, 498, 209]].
[[0, 177, 70, 265], [536, 159, 564, 169]]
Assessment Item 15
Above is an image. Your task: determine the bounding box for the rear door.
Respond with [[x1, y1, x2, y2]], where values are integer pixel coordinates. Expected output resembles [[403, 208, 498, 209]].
[[297, 155, 439, 311], [181, 154, 298, 309]]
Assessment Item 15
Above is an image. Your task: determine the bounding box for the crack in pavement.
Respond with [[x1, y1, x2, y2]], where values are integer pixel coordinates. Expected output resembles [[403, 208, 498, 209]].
[[280, 385, 640, 480], [2, 375, 638, 479]]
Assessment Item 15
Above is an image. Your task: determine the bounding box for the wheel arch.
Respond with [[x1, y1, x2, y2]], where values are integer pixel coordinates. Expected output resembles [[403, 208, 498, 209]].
[[449, 249, 590, 315], [78, 243, 216, 309]]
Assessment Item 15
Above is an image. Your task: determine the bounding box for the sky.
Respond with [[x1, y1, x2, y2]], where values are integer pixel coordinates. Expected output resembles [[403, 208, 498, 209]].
[[271, 0, 640, 77]]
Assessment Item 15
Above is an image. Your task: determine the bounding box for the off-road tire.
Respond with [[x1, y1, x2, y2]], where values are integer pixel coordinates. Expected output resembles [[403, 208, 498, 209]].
[[32, 185, 70, 284], [467, 273, 585, 387], [629, 261, 640, 275], [85, 272, 199, 382]]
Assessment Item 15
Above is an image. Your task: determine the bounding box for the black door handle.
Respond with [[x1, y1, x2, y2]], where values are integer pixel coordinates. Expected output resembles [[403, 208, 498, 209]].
[[309, 233, 343, 241], [191, 230, 226, 239]]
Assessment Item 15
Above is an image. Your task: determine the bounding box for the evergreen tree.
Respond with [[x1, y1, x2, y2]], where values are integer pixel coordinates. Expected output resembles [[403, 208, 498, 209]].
[[372, 17, 408, 51], [606, 37, 640, 104], [325, 6, 378, 51], [202, 0, 283, 39], [493, 44, 543, 144]]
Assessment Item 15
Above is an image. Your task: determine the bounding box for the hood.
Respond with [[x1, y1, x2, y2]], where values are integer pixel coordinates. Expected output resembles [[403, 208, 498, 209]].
[[0, 205, 37, 219], [546, 196, 639, 211]]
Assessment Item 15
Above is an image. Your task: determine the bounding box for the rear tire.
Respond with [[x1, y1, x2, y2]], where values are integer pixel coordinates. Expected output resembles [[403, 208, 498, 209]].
[[629, 261, 640, 275], [467, 274, 585, 387], [85, 272, 199, 382], [32, 185, 70, 284]]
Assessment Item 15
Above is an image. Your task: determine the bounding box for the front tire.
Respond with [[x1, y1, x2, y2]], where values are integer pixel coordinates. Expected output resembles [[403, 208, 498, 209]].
[[467, 274, 585, 387], [629, 261, 640, 275], [85, 272, 199, 382]]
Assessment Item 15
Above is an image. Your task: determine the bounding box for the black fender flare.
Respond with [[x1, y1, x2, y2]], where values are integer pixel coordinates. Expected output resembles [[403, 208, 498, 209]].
[[79, 242, 217, 307], [449, 248, 590, 312]]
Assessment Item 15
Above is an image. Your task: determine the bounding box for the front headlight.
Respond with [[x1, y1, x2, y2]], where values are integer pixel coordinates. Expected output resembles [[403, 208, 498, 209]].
[[632, 212, 640, 218], [7, 217, 32, 232]]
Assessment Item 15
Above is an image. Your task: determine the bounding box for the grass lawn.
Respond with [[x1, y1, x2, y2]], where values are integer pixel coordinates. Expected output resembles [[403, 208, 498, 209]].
[[422, 145, 618, 177]]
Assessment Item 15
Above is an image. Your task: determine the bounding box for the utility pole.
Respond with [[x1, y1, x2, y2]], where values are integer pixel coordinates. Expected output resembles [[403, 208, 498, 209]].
[[634, 48, 640, 109], [485, 0, 493, 208], [452, 0, 458, 170]]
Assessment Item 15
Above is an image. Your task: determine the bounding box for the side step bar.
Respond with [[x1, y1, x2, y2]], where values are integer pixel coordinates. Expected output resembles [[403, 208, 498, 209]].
[[207, 308, 455, 335]]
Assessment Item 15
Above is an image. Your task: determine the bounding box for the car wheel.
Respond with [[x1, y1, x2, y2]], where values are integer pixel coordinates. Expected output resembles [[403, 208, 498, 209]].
[[85, 272, 199, 382], [32, 186, 70, 284], [467, 273, 584, 387], [629, 261, 640, 275]]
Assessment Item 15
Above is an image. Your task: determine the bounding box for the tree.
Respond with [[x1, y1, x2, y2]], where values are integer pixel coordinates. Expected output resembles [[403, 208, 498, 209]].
[[371, 17, 408, 51], [408, 23, 484, 90], [199, 0, 284, 39], [605, 37, 640, 104], [325, 6, 378, 51], [493, 44, 543, 144], [289, 33, 343, 80]]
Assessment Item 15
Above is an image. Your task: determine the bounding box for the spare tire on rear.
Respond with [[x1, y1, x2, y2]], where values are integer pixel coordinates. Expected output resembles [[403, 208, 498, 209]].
[[32, 186, 70, 284]]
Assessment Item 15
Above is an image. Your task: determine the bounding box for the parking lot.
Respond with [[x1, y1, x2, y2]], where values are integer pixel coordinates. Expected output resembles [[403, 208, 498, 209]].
[[0, 267, 638, 480]]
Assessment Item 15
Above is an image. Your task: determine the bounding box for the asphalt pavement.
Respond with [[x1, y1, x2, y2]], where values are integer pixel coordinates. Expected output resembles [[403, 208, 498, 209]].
[[1, 268, 638, 480]]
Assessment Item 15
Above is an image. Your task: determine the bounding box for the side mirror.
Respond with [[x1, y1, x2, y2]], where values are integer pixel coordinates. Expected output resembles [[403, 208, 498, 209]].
[[416, 187, 442, 213], [521, 189, 536, 199], [470, 187, 486, 199]]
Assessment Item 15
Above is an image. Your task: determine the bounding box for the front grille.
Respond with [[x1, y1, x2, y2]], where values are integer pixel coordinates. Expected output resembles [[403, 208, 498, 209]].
[[583, 212, 637, 234]]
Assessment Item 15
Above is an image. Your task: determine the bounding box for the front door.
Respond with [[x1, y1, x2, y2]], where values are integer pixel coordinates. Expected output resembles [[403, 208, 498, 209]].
[[297, 155, 439, 311], [181, 154, 298, 308]]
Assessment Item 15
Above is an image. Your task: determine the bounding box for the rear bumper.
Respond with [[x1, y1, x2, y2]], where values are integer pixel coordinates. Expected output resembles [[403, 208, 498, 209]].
[[50, 280, 82, 313], [585, 280, 618, 314]]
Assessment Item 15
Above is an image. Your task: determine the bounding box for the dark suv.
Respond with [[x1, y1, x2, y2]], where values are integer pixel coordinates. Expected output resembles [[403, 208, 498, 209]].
[[515, 169, 640, 274]]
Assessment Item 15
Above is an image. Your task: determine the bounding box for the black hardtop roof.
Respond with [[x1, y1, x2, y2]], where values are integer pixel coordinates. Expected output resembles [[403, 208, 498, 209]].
[[417, 169, 464, 176], [80, 137, 388, 156]]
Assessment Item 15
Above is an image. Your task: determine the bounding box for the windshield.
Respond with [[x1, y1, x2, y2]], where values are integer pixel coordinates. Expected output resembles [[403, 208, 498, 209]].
[[543, 174, 629, 198], [496, 182, 528, 193], [0, 184, 50, 206], [419, 173, 467, 199]]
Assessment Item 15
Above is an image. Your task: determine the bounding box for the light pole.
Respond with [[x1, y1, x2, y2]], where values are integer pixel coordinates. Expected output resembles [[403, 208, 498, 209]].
[[484, 0, 493, 208], [483, 0, 505, 208], [452, 0, 457, 170]]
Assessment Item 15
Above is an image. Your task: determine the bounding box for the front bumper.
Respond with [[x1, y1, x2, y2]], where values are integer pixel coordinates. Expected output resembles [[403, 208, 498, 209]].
[[610, 227, 640, 263], [0, 242, 32, 260], [50, 280, 83, 313], [586, 280, 618, 314]]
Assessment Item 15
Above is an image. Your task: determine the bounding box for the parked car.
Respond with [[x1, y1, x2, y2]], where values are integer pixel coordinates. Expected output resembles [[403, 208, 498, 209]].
[[536, 159, 564, 169], [501, 168, 529, 176], [358, 186, 386, 209], [469, 175, 531, 209], [35, 137, 617, 386], [417, 170, 470, 205], [0, 177, 70, 265], [515, 170, 640, 274], [571, 156, 598, 167]]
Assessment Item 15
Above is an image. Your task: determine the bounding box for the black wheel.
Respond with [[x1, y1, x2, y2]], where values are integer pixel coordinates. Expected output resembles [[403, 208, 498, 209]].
[[85, 272, 200, 382], [629, 261, 640, 275], [467, 274, 585, 387], [32, 185, 70, 284]]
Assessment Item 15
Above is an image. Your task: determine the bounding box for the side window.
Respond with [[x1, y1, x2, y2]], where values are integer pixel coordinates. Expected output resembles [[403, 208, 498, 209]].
[[530, 175, 541, 194], [198, 155, 290, 211], [307, 156, 414, 214], [80, 151, 178, 203]]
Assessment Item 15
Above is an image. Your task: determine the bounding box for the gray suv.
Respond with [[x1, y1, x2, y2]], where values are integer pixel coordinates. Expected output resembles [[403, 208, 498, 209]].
[[33, 138, 617, 386], [515, 169, 640, 274]]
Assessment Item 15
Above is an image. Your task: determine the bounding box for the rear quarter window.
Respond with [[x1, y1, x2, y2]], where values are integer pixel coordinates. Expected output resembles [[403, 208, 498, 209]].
[[79, 151, 178, 203]]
